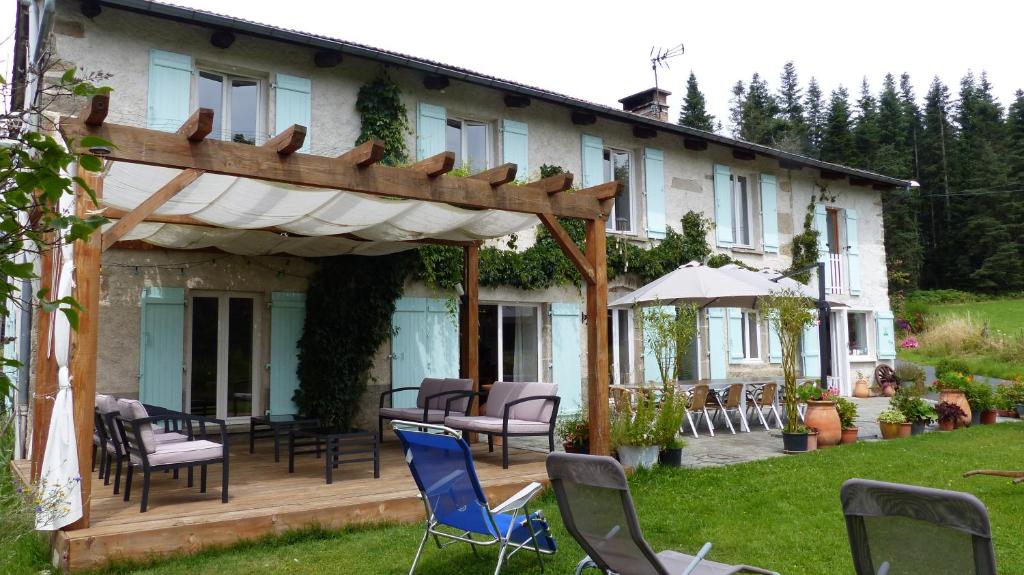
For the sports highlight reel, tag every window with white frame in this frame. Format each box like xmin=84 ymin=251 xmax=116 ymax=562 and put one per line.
xmin=478 ymin=304 xmax=540 ymax=386
xmin=604 ymin=148 xmax=633 ymax=233
xmin=741 ymin=309 xmax=760 ymax=360
xmin=731 ymin=174 xmax=754 ymax=247
xmin=607 ymin=309 xmax=634 ymax=384
xmin=197 ymin=70 xmax=261 ymax=144
xmin=848 ymin=311 xmax=869 ymax=356
xmin=445 ymin=118 xmax=490 ymax=174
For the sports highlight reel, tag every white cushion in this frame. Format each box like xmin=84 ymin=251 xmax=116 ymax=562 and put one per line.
xmin=380 ymin=407 xmax=447 ymax=423
xmin=444 ymin=415 xmax=551 ymax=434
xmin=133 ymin=439 xmax=224 ymax=466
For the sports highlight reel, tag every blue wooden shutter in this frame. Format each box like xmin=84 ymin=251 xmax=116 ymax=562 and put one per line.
xmin=801 ymin=322 xmax=820 ymax=378
xmin=813 ymin=203 xmax=830 ymax=291
xmin=502 ymin=119 xmax=529 ymax=181
xmin=727 ymin=308 xmax=745 ymax=363
xmin=390 ymin=297 xmax=459 ymax=408
xmin=147 ymin=49 xmax=192 ymax=132
xmin=644 ymin=147 xmax=666 ymax=240
xmin=275 ymin=74 xmax=311 ymax=152
xmin=714 ymin=164 xmax=734 ymax=247
xmin=581 ymin=134 xmax=604 ymax=188
xmin=845 ymin=209 xmax=861 ymax=296
xmin=426 ymin=298 xmax=460 ymax=379
xmin=706 ymin=308 xmax=727 ymax=379
xmin=767 ymin=312 xmax=782 ymax=363
xmin=139 ymin=287 xmax=185 ymax=410
xmin=269 ymin=292 xmax=305 ymax=414
xmin=876 ymin=310 xmax=896 ymax=359
xmin=759 ymin=174 xmax=779 ymax=253
xmin=417 ymin=103 xmax=446 ymax=160
xmin=551 ymin=303 xmax=582 ymax=412
xmin=642 ymin=305 xmax=674 ymax=384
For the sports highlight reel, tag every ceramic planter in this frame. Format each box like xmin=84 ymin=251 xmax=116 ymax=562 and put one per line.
xmin=806 ymin=431 xmax=818 ymax=451
xmin=782 ymin=432 xmax=809 ymax=453
xmin=898 ymin=422 xmax=913 ymax=438
xmin=617 ymin=445 xmax=659 ymax=469
xmin=853 ymin=379 xmax=871 ymax=398
xmin=883 ymin=385 xmax=896 ymax=397
xmin=938 ymin=419 xmax=956 ymax=431
xmin=804 ymin=400 xmax=841 ymax=447
xmin=910 ymin=422 xmax=926 ymax=436
xmin=981 ymin=410 xmax=998 ymax=425
xmin=879 ymin=421 xmax=903 ymax=439
xmin=659 ymin=447 xmax=683 ymax=467
xmin=840 ymin=427 xmax=858 ymax=444
xmin=938 ymin=389 xmax=972 ymax=427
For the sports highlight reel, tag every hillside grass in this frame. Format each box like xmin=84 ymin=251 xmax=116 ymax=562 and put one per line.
xmin=80 ymin=425 xmax=1024 ymax=575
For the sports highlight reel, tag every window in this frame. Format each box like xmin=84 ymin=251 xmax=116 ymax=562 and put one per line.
xmin=741 ymin=310 xmax=760 ymax=360
xmin=848 ymin=312 xmax=869 ymax=356
xmin=607 ymin=309 xmax=634 ymax=384
xmin=445 ymin=118 xmax=489 ymax=174
xmin=478 ymin=304 xmax=540 ymax=386
xmin=198 ymin=70 xmax=260 ymax=144
xmin=826 ymin=208 xmax=841 ymax=254
xmin=731 ymin=174 xmax=753 ymax=247
xmin=604 ymin=148 xmax=633 ymax=232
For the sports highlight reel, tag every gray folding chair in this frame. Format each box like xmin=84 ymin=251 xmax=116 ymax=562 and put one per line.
xmin=840 ymin=478 xmax=997 ymax=575
xmin=546 ymin=452 xmax=779 ymax=575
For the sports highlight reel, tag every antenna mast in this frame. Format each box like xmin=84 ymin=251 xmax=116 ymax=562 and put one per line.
xmin=650 ymin=44 xmax=685 ymax=92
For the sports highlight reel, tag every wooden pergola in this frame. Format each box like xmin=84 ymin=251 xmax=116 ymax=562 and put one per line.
xmin=32 ymin=95 xmax=618 ymax=528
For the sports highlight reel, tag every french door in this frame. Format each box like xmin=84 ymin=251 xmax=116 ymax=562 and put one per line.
xmin=186 ymin=292 xmax=261 ymax=422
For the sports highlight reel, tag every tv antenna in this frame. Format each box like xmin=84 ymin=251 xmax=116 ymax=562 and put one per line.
xmin=650 ymin=44 xmax=684 ymax=92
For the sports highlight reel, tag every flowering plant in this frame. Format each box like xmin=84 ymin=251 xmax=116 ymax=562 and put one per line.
xmin=33 ymin=475 xmax=81 ymax=527
xmin=797 ymin=381 xmax=838 ymax=402
xmin=900 ymin=337 xmax=919 ymax=349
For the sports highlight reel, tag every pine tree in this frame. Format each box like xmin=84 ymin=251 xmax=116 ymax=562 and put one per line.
xmin=876 ymin=74 xmax=911 ymax=177
xmin=899 ymin=73 xmax=923 ymax=180
xmin=775 ymin=61 xmax=806 ymax=152
xmin=678 ymin=72 xmax=716 ymax=132
xmin=1007 ymin=90 xmax=1024 ymax=183
xmin=804 ymin=77 xmax=825 ymax=157
xmin=819 ymin=86 xmax=855 ymax=164
xmin=728 ymin=80 xmax=746 ymax=138
xmin=918 ymin=77 xmax=957 ymax=288
xmin=738 ymin=73 xmax=783 ymax=145
xmin=853 ymin=77 xmax=881 ymax=170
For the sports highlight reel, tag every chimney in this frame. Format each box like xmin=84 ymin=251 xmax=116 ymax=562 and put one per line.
xmin=619 ymin=87 xmax=672 ymax=122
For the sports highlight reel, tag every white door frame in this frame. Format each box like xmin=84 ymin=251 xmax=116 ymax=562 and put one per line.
xmin=608 ymin=308 xmax=635 ymax=385
xmin=831 ymin=309 xmax=851 ymax=396
xmin=184 ymin=290 xmax=263 ymax=422
xmin=489 ymin=302 xmax=543 ymax=383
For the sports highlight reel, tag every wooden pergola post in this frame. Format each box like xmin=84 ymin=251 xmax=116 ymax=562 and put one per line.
xmin=66 ymin=168 xmax=102 ymax=529
xmin=29 ymin=237 xmax=56 ymax=480
xmin=459 ymin=244 xmax=480 ymax=439
xmin=585 ymin=219 xmax=610 ymax=455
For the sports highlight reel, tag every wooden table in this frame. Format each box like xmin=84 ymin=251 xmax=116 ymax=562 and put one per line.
xmin=288 ymin=427 xmax=380 ymax=485
xmin=249 ymin=414 xmax=320 ymax=462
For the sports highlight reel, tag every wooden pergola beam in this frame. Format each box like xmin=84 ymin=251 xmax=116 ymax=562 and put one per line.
xmin=83 ymin=94 xmax=109 ymax=127
xmin=61 ymin=118 xmax=604 ymax=218
xmin=537 ymin=213 xmax=595 ymax=284
xmin=266 ymin=125 xmax=307 ymax=155
xmin=177 ymin=108 xmax=214 ymax=142
xmin=101 ymin=169 xmax=202 ymax=251
xmin=339 ymin=140 xmax=385 ymax=167
xmin=470 ymin=163 xmax=517 ymax=187
xmin=410 ymin=151 xmax=456 ymax=177
xmin=585 ymin=219 xmax=610 ymax=455
xmin=459 ymin=244 xmax=481 ymax=442
xmin=529 ymin=173 xmax=574 ymax=195
xmin=579 ymin=181 xmax=622 ymax=201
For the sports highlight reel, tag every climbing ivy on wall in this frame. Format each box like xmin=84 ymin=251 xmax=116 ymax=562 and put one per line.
xmin=789 ymin=183 xmax=834 ymax=283
xmin=294 ymin=252 xmax=416 ymax=428
xmin=354 ymin=73 xmax=410 ymax=166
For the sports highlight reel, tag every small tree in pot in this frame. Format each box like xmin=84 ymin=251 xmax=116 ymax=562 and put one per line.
xmin=761 ymin=289 xmax=816 ymax=452
xmin=610 ymin=390 xmax=659 ymax=469
xmin=642 ymin=304 xmax=698 ymax=466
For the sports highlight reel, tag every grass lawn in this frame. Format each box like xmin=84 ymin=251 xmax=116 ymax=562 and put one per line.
xmin=79 ymin=424 xmax=1024 ymax=575
xmin=898 ymin=348 xmax=1024 ymax=381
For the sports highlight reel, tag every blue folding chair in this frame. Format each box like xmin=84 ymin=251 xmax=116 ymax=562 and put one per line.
xmin=393 ymin=421 xmax=557 ymax=574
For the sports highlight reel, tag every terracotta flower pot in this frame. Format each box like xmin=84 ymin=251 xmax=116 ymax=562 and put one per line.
xmin=806 ymin=431 xmax=818 ymax=451
xmin=804 ymin=400 xmax=841 ymax=447
xmin=879 ymin=421 xmax=903 ymax=439
xmin=853 ymin=379 xmax=871 ymax=398
xmin=898 ymin=422 xmax=912 ymax=438
xmin=840 ymin=427 xmax=858 ymax=444
xmin=938 ymin=419 xmax=955 ymax=432
xmin=980 ymin=409 xmax=998 ymax=425
xmin=883 ymin=385 xmax=896 ymax=397
xmin=938 ymin=389 xmax=971 ymax=427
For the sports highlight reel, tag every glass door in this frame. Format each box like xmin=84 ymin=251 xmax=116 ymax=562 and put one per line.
xmin=187 ymin=292 xmax=260 ymax=421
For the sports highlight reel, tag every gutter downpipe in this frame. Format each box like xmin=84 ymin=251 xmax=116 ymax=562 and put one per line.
xmin=15 ymin=277 xmax=32 ymax=459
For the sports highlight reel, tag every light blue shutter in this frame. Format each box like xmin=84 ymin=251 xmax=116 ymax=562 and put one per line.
xmin=876 ymin=310 xmax=896 ymax=359
xmin=502 ymin=119 xmax=529 ymax=181
xmin=275 ymin=74 xmax=311 ymax=152
xmin=139 ymin=287 xmax=185 ymax=410
xmin=581 ymin=134 xmax=604 ymax=187
xmin=727 ymin=308 xmax=745 ymax=363
xmin=269 ymin=292 xmax=305 ymax=414
xmin=707 ymin=308 xmax=727 ymax=379
xmin=147 ymin=49 xmax=192 ymax=132
xmin=551 ymin=303 xmax=582 ymax=413
xmin=714 ymin=164 xmax=734 ymax=247
xmin=759 ymin=174 xmax=779 ymax=253
xmin=813 ymin=203 xmax=830 ymax=291
xmin=390 ymin=297 xmax=459 ymax=408
xmin=644 ymin=147 xmax=666 ymax=240
xmin=767 ymin=312 xmax=782 ymax=363
xmin=801 ymin=322 xmax=821 ymax=378
xmin=642 ymin=305 xmax=674 ymax=384
xmin=417 ymin=103 xmax=446 ymax=160
xmin=846 ymin=209 xmax=861 ymax=296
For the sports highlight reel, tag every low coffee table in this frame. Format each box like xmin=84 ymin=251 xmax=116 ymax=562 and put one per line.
xmin=288 ymin=427 xmax=380 ymax=484
xmin=250 ymin=414 xmax=320 ymax=462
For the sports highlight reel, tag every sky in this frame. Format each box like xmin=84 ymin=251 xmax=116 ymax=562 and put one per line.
xmin=2 ymin=0 xmax=1020 ymax=130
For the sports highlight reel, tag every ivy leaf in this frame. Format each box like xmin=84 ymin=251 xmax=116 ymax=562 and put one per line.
xmin=60 ymin=307 xmax=80 ymax=330
xmin=78 ymin=154 xmax=103 ymax=173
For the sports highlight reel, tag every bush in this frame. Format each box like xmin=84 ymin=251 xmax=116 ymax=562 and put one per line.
xmin=964 ymin=379 xmax=996 ymax=412
xmin=935 ymin=357 xmax=972 ymax=380
xmin=889 ymin=387 xmax=936 ymax=424
xmin=894 ymin=363 xmax=926 ymax=393
xmin=835 ymin=397 xmax=858 ymax=429
xmin=995 ymin=379 xmax=1024 ymax=410
xmin=610 ymin=391 xmax=658 ymax=448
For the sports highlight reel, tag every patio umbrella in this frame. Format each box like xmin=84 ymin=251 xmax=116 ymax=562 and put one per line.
xmin=609 ymin=261 xmax=783 ymax=309
xmin=715 ymin=264 xmax=818 ymax=299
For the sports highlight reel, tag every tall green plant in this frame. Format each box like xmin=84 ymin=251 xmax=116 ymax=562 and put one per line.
xmin=762 ymin=289 xmax=816 ymax=433
xmin=642 ymin=304 xmax=698 ymax=384
xmin=354 ymin=74 xmax=410 ymax=166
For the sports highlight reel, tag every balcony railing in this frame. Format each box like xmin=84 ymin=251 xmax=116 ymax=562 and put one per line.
xmin=828 ymin=253 xmax=845 ymax=295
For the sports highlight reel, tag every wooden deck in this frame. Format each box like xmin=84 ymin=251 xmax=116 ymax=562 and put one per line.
xmin=12 ymin=436 xmax=549 ymax=572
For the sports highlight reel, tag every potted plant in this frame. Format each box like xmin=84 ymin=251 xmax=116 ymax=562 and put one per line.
xmin=642 ymin=304 xmax=697 ymax=467
xmin=877 ymin=408 xmax=907 ymax=439
xmin=936 ymin=401 xmax=967 ymax=431
xmin=995 ymin=379 xmax=1024 ymax=418
xmin=894 ymin=363 xmax=927 ymax=395
xmin=799 ymin=381 xmax=841 ymax=447
xmin=889 ymin=388 xmax=935 ymax=435
xmin=932 ymin=372 xmax=973 ymax=426
xmin=555 ymin=411 xmax=589 ymax=454
xmin=762 ymin=290 xmax=816 ymax=453
xmin=853 ymin=370 xmax=871 ymax=398
xmin=654 ymin=383 xmax=688 ymax=466
xmin=610 ymin=390 xmax=659 ymax=469
xmin=963 ymin=380 xmax=996 ymax=425
xmin=835 ymin=396 xmax=859 ymax=444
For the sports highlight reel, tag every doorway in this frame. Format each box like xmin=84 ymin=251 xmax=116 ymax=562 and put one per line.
xmin=186 ymin=292 xmax=261 ymax=421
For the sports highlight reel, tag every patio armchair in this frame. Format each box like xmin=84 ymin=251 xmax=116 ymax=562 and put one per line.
xmin=115 ymin=399 xmax=229 ymax=512
xmin=546 ymin=452 xmax=779 ymax=575
xmin=378 ymin=378 xmax=474 ymax=440
xmin=100 ymin=397 xmax=189 ymax=494
xmin=840 ymin=478 xmax=996 ymax=574
xmin=683 ymin=384 xmax=715 ymax=438
xmin=745 ymin=383 xmax=783 ymax=431
xmin=393 ymin=421 xmax=556 ymax=574
xmin=707 ymin=384 xmax=750 ymax=434
xmin=444 ymin=381 xmax=560 ymax=469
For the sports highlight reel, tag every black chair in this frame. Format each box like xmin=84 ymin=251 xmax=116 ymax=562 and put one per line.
xmin=840 ymin=478 xmax=997 ymax=575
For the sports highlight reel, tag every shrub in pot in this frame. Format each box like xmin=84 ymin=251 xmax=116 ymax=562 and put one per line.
xmin=611 ymin=392 xmax=659 ymax=469
xmin=963 ymin=379 xmax=995 ymax=426
xmin=641 ymin=304 xmax=698 ymax=467
xmin=995 ymin=379 xmax=1024 ymax=418
xmin=878 ymin=408 xmax=907 ymax=439
xmin=931 ymin=372 xmax=973 ymax=427
xmin=555 ymin=411 xmax=589 ymax=453
xmin=936 ymin=401 xmax=967 ymax=432
xmin=890 ymin=388 xmax=935 ymax=435
xmin=762 ymin=290 xmax=816 ymax=453
xmin=653 ymin=382 xmax=688 ymax=467
xmin=658 ymin=437 xmax=686 ymax=467
xmin=836 ymin=397 xmax=859 ymax=444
